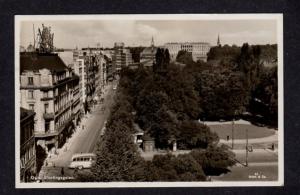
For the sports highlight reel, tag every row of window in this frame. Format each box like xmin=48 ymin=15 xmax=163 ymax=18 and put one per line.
xmin=55 ymin=110 xmax=72 ymax=130
xmin=73 ymin=157 xmax=94 ymax=162
xmin=28 ymin=90 xmax=51 ymax=99
xmin=54 ymin=91 xmax=71 ymax=113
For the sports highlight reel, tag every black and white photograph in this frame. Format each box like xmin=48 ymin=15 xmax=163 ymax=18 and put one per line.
xmin=15 ymin=14 xmax=283 ymax=188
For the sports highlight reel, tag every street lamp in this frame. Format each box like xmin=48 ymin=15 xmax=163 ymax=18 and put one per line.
xmin=232 ymin=120 xmax=234 ymax=149
xmin=232 ymin=110 xmax=238 ymax=149
xmin=245 ymin=128 xmax=249 ymax=167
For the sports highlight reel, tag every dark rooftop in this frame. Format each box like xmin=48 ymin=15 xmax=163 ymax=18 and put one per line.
xmin=142 ymin=134 xmax=154 ymax=141
xmin=20 ymin=107 xmax=35 ymax=121
xmin=20 ymin=52 xmax=69 ymax=73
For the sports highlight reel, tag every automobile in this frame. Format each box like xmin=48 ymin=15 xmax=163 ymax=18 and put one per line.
xmin=100 ymin=126 xmax=106 ymax=136
xmin=68 ymin=153 xmax=96 ymax=169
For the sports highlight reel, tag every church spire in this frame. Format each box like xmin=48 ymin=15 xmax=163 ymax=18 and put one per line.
xmin=151 ymin=36 xmax=154 ymax=52
xmin=217 ymin=34 xmax=221 ymax=46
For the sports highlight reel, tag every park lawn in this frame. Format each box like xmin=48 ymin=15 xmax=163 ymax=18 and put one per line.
xmin=208 ymin=124 xmax=275 ymax=140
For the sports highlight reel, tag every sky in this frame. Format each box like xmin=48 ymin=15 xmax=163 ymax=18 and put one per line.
xmin=20 ymin=19 xmax=277 ymax=49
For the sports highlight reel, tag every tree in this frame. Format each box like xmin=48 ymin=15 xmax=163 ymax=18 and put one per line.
xmin=237 ymin=43 xmax=263 ymax=92
xmin=177 ymin=120 xmax=218 ymax=149
xmin=36 ymin=145 xmax=47 ymax=174
xmin=153 ymin=48 xmax=170 ymax=73
xmin=147 ymin=153 xmax=206 ymax=181
xmin=250 ymin=66 xmax=278 ymax=126
xmin=176 ymin=50 xmax=194 ymax=65
xmin=190 ymin=145 xmax=235 ymax=176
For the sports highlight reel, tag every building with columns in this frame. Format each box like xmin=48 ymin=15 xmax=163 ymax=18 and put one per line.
xmin=164 ymin=42 xmax=211 ymax=62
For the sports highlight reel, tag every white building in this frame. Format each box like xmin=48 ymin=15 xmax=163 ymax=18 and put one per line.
xmin=164 ymin=42 xmax=211 ymax=62
xmin=73 ymin=58 xmax=86 ymax=104
xmin=20 ymin=52 xmax=80 ymax=152
xmin=113 ymin=42 xmax=133 ymax=73
xmin=73 ymin=48 xmax=107 ymax=104
xmin=123 ymin=48 xmax=133 ymax=66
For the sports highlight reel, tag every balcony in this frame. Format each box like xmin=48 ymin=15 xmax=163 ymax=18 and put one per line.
xmin=35 ymin=131 xmax=58 ymax=138
xmin=43 ymin=113 xmax=54 ymax=120
xmin=41 ymin=97 xmax=54 ymax=101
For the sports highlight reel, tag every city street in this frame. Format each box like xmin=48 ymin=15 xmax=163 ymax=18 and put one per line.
xmin=38 ymin=83 xmax=115 ymax=181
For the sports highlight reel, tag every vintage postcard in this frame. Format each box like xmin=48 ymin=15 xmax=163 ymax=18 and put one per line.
xmin=15 ymin=14 xmax=283 ymax=188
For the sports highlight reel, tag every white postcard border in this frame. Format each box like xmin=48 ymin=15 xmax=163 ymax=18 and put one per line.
xmin=15 ymin=14 xmax=284 ymax=188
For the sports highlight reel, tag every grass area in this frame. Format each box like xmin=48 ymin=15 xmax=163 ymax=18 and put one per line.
xmin=212 ymin=165 xmax=278 ymax=181
xmin=209 ymin=124 xmax=275 ymax=140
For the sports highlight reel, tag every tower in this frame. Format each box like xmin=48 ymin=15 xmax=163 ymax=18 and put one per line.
xmin=151 ymin=36 xmax=154 ymax=52
xmin=217 ymin=34 xmax=221 ymax=47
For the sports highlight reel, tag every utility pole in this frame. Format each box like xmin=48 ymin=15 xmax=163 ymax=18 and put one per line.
xmin=232 ymin=110 xmax=237 ymax=149
xmin=245 ymin=128 xmax=249 ymax=167
xmin=232 ymin=119 xmax=234 ymax=149
xmin=33 ymin=24 xmax=36 ymax=49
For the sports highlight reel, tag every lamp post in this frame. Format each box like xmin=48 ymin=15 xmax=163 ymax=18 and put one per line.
xmin=232 ymin=120 xmax=234 ymax=149
xmin=232 ymin=110 xmax=238 ymax=149
xmin=245 ymin=128 xmax=249 ymax=167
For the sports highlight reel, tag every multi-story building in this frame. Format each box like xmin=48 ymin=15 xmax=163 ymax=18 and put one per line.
xmin=113 ymin=42 xmax=126 ymax=73
xmin=20 ymin=52 xmax=80 ymax=153
xmin=95 ymin=53 xmax=107 ymax=97
xmin=164 ymin=42 xmax=211 ymax=62
xmin=123 ymin=48 xmax=133 ymax=66
xmin=113 ymin=42 xmax=133 ymax=74
xmin=20 ymin=108 xmax=36 ymax=182
xmin=74 ymin=58 xmax=87 ymax=105
xmin=73 ymin=48 xmax=103 ymax=105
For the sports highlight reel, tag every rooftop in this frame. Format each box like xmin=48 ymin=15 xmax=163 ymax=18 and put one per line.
xmin=164 ymin=42 xmax=210 ymax=45
xmin=20 ymin=52 xmax=69 ymax=73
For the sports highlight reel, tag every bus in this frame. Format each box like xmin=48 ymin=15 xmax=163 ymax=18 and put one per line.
xmin=68 ymin=153 xmax=96 ymax=169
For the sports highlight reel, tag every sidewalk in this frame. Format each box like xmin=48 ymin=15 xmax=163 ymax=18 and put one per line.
xmin=200 ymin=119 xmax=252 ymax=125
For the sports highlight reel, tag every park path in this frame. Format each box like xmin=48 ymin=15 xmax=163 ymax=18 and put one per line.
xmin=219 ymin=131 xmax=278 ymax=144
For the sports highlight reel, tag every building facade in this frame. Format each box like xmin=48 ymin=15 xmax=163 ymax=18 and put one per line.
xmin=20 ymin=108 xmax=36 ymax=182
xmin=73 ymin=48 xmax=106 ymax=105
xmin=140 ymin=37 xmax=157 ymax=67
xmin=113 ymin=42 xmax=133 ymax=73
xmin=113 ymin=42 xmax=126 ymax=73
xmin=20 ymin=52 xmax=80 ymax=153
xmin=164 ymin=42 xmax=211 ymax=62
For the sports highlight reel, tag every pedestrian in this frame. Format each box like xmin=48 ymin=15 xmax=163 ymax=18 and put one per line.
xmin=74 ymin=167 xmax=78 ymax=175
xmin=61 ymin=167 xmax=64 ymax=177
